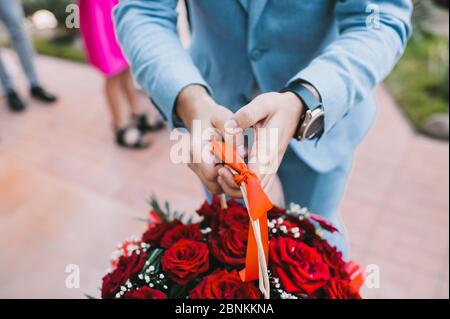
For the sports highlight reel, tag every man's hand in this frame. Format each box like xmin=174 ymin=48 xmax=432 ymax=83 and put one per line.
xmin=176 ymin=85 xmax=241 ymax=195
xmin=217 ymin=90 xmax=306 ymax=197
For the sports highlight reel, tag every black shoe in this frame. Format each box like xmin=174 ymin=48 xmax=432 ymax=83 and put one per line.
xmin=132 ymin=114 xmax=165 ymax=133
xmin=30 ymin=86 xmax=57 ymax=103
xmin=6 ymin=90 xmax=26 ymax=112
xmin=115 ymin=125 xmax=151 ymax=149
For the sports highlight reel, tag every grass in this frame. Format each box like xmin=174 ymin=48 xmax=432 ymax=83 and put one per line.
xmin=32 ymin=38 xmax=86 ymax=63
xmin=1 ymin=36 xmax=86 ymax=63
xmin=385 ymin=31 xmax=449 ymax=132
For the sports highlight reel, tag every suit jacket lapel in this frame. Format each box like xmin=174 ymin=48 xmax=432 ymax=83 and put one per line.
xmin=249 ymin=0 xmax=269 ymax=32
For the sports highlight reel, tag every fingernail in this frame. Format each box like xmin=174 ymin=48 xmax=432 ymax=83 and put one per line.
xmin=238 ymin=145 xmax=246 ymax=157
xmin=224 ymin=120 xmax=238 ymax=129
xmin=224 ymin=120 xmax=241 ymax=135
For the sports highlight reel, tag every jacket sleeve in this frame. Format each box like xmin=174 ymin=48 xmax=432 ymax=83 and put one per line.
xmin=114 ymin=0 xmax=211 ymax=128
xmin=290 ymin=0 xmax=413 ymax=138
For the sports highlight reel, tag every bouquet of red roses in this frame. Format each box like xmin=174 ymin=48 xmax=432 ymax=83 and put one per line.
xmin=101 ymin=196 xmax=363 ymax=299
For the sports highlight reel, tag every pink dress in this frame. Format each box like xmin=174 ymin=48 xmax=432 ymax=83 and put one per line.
xmin=79 ymin=0 xmax=128 ymax=77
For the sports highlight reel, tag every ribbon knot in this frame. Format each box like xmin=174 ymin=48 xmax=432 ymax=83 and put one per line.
xmin=233 ymin=168 xmax=256 ymax=186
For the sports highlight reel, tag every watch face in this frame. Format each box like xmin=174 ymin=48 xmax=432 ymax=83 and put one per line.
xmin=305 ymin=114 xmax=325 ymax=139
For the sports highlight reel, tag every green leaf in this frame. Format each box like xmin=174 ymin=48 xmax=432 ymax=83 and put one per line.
xmin=149 ymin=194 xmax=169 ymax=223
xmin=139 ymin=248 xmax=164 ymax=277
xmin=168 ymin=284 xmax=188 ymax=299
xmin=164 ymin=201 xmax=172 ymax=219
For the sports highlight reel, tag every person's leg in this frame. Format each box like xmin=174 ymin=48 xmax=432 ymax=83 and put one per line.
xmin=118 ymin=69 xmax=148 ymax=130
xmin=105 ymin=75 xmax=124 ymax=128
xmin=0 ymin=0 xmax=56 ymax=103
xmin=119 ymin=69 xmax=165 ymax=132
xmin=0 ymin=49 xmax=26 ymax=111
xmin=0 ymin=52 xmax=14 ymax=92
xmin=105 ymin=74 xmax=150 ymax=149
xmin=119 ymin=69 xmax=140 ymax=116
xmin=0 ymin=1 xmax=39 ymax=87
xmin=277 ymin=146 xmax=352 ymax=257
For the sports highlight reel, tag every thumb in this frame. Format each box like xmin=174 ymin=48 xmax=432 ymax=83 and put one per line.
xmin=233 ymin=98 xmax=271 ymax=131
xmin=211 ymin=109 xmax=246 ymax=158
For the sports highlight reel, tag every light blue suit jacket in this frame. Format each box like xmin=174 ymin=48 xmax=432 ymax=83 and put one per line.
xmin=114 ymin=0 xmax=412 ymax=172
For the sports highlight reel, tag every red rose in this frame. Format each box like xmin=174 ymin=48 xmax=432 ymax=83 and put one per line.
xmin=196 ymin=197 xmax=222 ymax=219
xmin=313 ymin=238 xmax=348 ymax=279
xmin=160 ymin=224 xmax=204 ymax=249
xmin=226 ymin=198 xmax=244 ymax=208
xmin=309 ymin=213 xmax=339 ymax=233
xmin=269 ymin=237 xmax=331 ymax=296
xmin=123 ymin=287 xmax=167 ymax=299
xmin=324 ymin=279 xmax=362 ymax=299
xmin=161 ymin=239 xmax=209 ymax=285
xmin=268 ymin=205 xmax=286 ymax=220
xmin=209 ymin=205 xmax=249 ymax=266
xmin=102 ymin=251 xmax=148 ymax=299
xmin=218 ymin=205 xmax=249 ymax=230
xmin=209 ymin=228 xmax=247 ymax=265
xmin=141 ymin=220 xmax=181 ymax=247
xmin=189 ymin=269 xmax=261 ymax=299
xmin=196 ymin=197 xmax=243 ymax=220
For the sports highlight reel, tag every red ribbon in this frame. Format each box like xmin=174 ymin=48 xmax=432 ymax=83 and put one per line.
xmin=212 ymin=141 xmax=273 ymax=282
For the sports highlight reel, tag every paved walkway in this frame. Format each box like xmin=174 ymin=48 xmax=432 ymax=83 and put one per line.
xmin=0 ymin=50 xmax=448 ymax=299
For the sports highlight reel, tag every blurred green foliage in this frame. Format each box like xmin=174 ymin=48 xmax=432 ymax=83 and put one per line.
xmin=0 ymin=37 xmax=85 ymax=63
xmin=33 ymin=38 xmax=85 ymax=63
xmin=385 ymin=32 xmax=449 ymax=131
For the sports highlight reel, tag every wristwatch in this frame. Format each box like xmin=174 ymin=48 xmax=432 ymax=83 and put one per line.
xmin=282 ymin=82 xmax=325 ymax=140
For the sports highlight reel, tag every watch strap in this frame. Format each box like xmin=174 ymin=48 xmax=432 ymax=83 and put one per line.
xmin=281 ymin=82 xmax=323 ymax=140
xmin=282 ymin=82 xmax=322 ymax=112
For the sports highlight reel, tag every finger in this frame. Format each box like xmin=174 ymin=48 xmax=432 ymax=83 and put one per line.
xmin=201 ymin=163 xmax=223 ymax=193
xmin=218 ymin=176 xmax=243 ymax=198
xmin=202 ymin=163 xmax=222 ymax=183
xmin=218 ymin=167 xmax=240 ymax=190
xmin=188 ymin=162 xmax=223 ymax=195
xmin=203 ymin=126 xmax=223 ymax=142
xmin=211 ymin=109 xmax=247 ymax=158
xmin=204 ymin=179 xmax=223 ymax=195
xmin=248 ymin=114 xmax=285 ymax=177
xmin=233 ymin=97 xmax=272 ymax=131
xmin=211 ymin=110 xmax=246 ymax=162
xmin=211 ymin=108 xmax=233 ymax=137
xmin=224 ymin=120 xmax=246 ymax=158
